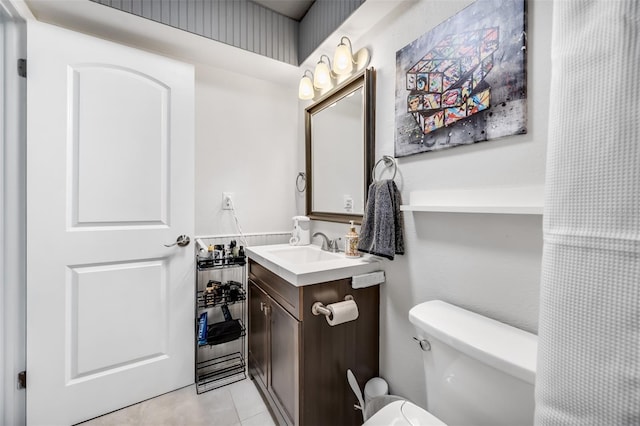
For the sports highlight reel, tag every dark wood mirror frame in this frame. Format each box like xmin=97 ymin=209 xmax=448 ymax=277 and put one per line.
xmin=305 ymin=67 xmax=376 ymax=224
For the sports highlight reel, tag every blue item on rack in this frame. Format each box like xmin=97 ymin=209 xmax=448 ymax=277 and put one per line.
xmin=198 ymin=312 xmax=208 ymax=345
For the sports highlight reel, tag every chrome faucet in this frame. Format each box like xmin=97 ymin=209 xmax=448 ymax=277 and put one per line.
xmin=313 ymin=232 xmax=330 ymax=251
xmin=312 ymin=232 xmax=340 ymax=252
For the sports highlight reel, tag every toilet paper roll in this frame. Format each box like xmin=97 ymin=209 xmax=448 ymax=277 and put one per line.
xmin=326 ymin=300 xmax=359 ymax=326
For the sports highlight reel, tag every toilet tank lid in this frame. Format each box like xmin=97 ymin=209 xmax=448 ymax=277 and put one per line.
xmin=409 ymin=300 xmax=537 ymax=385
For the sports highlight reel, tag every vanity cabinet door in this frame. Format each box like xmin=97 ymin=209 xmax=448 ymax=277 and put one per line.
xmin=248 ymin=281 xmax=269 ymax=386
xmin=270 ymin=300 xmax=300 ymax=426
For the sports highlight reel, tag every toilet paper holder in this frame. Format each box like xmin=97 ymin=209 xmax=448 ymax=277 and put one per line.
xmin=312 ymin=295 xmax=354 ymax=319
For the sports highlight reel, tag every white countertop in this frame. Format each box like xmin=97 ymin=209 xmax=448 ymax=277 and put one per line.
xmin=246 ymin=244 xmax=382 ymax=286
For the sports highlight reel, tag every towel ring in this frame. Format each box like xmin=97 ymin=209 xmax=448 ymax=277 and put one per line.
xmin=372 ymin=155 xmax=397 ymax=182
xmin=296 ymin=172 xmax=307 ymax=192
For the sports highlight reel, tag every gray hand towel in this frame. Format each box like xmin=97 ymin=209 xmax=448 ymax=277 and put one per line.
xmin=357 ymin=180 xmax=405 ymax=260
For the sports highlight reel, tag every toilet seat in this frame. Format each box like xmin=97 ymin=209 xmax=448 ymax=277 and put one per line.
xmin=362 ymin=400 xmax=447 ymax=426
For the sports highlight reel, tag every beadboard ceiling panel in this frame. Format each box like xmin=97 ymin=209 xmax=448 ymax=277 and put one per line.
xmin=253 ymin=0 xmax=315 ymax=21
xmin=298 ymin=0 xmax=365 ymax=63
xmin=89 ymin=0 xmax=364 ymax=66
xmin=91 ymin=0 xmax=300 ymax=65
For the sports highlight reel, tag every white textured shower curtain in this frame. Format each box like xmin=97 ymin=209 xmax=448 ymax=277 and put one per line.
xmin=535 ymin=1 xmax=640 ymax=424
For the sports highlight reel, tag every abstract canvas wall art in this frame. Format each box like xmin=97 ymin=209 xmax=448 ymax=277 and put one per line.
xmin=395 ymin=0 xmax=527 ymax=157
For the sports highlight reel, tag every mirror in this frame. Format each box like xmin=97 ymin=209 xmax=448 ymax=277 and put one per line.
xmin=305 ymin=67 xmax=375 ymax=224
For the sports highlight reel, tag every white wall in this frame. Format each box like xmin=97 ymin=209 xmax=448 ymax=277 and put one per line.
xmin=194 ymin=63 xmax=299 ymax=237
xmin=307 ymin=0 xmax=552 ymax=407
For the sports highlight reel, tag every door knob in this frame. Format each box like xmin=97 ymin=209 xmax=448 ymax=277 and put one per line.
xmin=164 ymin=235 xmax=190 ymax=247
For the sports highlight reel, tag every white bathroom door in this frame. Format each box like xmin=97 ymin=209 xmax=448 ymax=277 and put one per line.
xmin=26 ymin=22 xmax=195 ymax=425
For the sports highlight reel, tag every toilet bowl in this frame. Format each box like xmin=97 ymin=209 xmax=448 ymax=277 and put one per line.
xmin=363 ymin=300 xmax=537 ymax=426
xmin=363 ymin=400 xmax=446 ymax=425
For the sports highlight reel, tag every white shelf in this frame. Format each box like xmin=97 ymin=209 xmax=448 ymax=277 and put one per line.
xmin=400 ymin=204 xmax=543 ymax=214
xmin=400 ymin=186 xmax=544 ymax=215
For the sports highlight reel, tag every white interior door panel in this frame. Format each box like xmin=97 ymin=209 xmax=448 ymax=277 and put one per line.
xmin=26 ymin=21 xmax=194 ymax=425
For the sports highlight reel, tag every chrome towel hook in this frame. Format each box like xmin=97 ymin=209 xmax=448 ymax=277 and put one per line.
xmin=372 ymin=155 xmax=397 ymax=182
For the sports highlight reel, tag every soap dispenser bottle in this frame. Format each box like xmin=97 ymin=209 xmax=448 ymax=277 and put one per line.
xmin=345 ymin=220 xmax=360 ymax=258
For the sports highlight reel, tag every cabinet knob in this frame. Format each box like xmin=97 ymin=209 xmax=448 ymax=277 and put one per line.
xmin=260 ymin=302 xmax=266 ymax=312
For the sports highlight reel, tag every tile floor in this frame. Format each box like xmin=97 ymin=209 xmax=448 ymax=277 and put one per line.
xmin=79 ymin=379 xmax=275 ymax=426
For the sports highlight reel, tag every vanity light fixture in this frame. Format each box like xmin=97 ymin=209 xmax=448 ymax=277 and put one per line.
xmin=333 ymin=36 xmax=354 ymax=75
xmin=298 ymin=36 xmax=371 ymax=100
xmin=333 ymin=36 xmax=370 ymax=76
xmin=313 ymin=54 xmax=333 ymax=90
xmin=298 ymin=70 xmax=315 ymax=100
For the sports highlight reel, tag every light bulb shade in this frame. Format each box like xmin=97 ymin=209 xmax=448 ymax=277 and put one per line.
xmin=313 ymin=60 xmax=332 ymax=90
xmin=298 ymin=75 xmax=314 ymax=100
xmin=333 ymin=43 xmax=354 ymax=75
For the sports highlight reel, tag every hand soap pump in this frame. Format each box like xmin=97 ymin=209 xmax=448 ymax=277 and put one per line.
xmin=345 ymin=220 xmax=360 ymax=258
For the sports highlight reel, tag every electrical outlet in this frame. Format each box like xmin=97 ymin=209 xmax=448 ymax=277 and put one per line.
xmin=343 ymin=195 xmax=353 ymax=213
xmin=222 ymin=192 xmax=234 ymax=210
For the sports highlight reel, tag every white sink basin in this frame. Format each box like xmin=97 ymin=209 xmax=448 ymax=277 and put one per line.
xmin=267 ymin=246 xmax=343 ymax=264
xmin=246 ymin=244 xmax=381 ymax=287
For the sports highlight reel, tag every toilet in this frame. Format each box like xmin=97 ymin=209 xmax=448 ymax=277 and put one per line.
xmin=364 ymin=300 xmax=537 ymax=426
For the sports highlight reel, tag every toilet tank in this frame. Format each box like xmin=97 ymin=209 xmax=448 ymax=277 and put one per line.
xmin=409 ymin=300 xmax=537 ymax=426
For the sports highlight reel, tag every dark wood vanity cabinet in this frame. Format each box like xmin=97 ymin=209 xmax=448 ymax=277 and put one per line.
xmin=249 ymin=280 xmax=300 ymax=425
xmin=248 ymin=259 xmax=379 ymax=426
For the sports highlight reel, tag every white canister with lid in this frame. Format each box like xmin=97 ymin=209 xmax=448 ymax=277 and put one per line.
xmin=290 ymin=216 xmax=311 ymax=245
